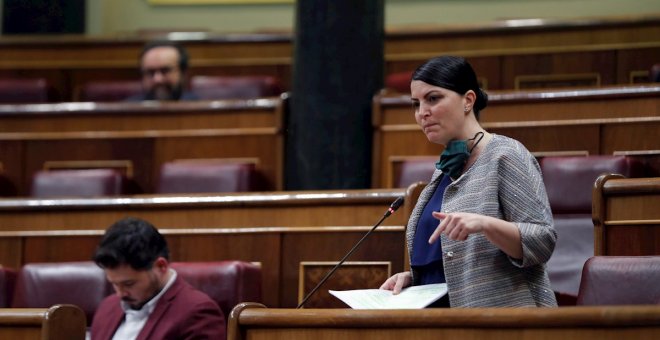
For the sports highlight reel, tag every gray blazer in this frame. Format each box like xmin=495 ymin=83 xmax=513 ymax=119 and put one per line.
xmin=406 ymin=134 xmax=558 ymax=307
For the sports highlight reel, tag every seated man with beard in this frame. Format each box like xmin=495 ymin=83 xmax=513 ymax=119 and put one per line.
xmin=90 ymin=217 xmax=225 ymax=339
xmin=126 ymin=41 xmax=199 ymax=101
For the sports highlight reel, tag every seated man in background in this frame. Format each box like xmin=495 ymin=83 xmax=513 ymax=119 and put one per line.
xmin=126 ymin=41 xmax=199 ymax=101
xmin=91 ymin=217 xmax=224 ymax=340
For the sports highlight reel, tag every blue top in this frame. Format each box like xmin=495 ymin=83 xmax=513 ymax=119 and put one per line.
xmin=411 ymin=174 xmax=452 ymax=284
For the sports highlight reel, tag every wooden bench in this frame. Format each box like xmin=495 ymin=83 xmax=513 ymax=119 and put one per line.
xmin=0 ymin=304 xmax=85 ymax=340
xmin=0 ymin=98 xmax=285 ymax=194
xmin=228 ymin=303 xmax=660 ymax=340
xmin=0 ymin=187 xmax=407 ymax=231
xmin=0 ymin=225 xmax=405 ymax=309
xmin=372 ymin=85 xmax=660 ymax=187
xmin=592 ymin=175 xmax=660 ymax=256
xmin=0 ymin=15 xmax=657 ymax=101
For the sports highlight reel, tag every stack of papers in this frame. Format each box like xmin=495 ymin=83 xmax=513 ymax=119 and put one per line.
xmin=329 ymin=283 xmax=448 ymax=309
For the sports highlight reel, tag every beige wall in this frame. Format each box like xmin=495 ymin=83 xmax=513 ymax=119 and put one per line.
xmin=85 ymin=0 xmax=660 ymax=35
xmin=0 ymin=0 xmax=657 ymax=35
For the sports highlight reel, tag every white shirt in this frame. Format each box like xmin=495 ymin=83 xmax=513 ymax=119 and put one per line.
xmin=111 ymin=269 xmax=177 ymax=340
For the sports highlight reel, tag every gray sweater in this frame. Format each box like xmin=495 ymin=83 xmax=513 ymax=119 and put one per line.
xmin=406 ymin=134 xmax=558 ymax=307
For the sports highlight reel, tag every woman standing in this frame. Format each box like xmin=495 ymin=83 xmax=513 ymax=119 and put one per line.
xmin=380 ymin=56 xmax=557 ymax=307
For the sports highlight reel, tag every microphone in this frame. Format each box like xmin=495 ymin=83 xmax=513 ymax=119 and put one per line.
xmin=296 ymin=196 xmax=405 ymax=309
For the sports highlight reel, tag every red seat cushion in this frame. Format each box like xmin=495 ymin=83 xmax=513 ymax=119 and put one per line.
xmin=577 ymin=256 xmax=660 ymax=305
xmin=170 ymin=261 xmax=262 ymax=319
xmin=31 ymin=169 xmax=131 ymax=198
xmin=157 ymin=161 xmax=262 ymax=194
xmin=190 ymin=75 xmax=283 ymax=100
xmin=11 ymin=262 xmax=111 ymax=325
xmin=0 ymin=78 xmax=52 ymax=103
xmin=77 ymin=80 xmax=143 ymax=102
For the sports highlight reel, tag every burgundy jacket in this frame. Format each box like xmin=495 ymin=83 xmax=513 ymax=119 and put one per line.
xmin=91 ymin=275 xmax=226 ymax=340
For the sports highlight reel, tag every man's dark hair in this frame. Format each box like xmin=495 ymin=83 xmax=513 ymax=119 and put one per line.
xmin=93 ymin=217 xmax=170 ymax=270
xmin=139 ymin=40 xmax=189 ymax=73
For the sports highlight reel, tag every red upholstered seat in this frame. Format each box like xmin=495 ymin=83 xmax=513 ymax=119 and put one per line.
xmin=76 ymin=80 xmax=143 ymax=102
xmin=385 ymin=71 xmax=413 ymax=94
xmin=651 ymin=63 xmax=660 ymax=82
xmin=10 ymin=260 xmax=262 ymax=327
xmin=0 ymin=266 xmax=17 ymax=308
xmin=393 ymin=156 xmax=436 ymax=188
xmin=0 ymin=171 xmax=17 ymax=196
xmin=171 ymin=261 xmax=262 ymax=319
xmin=0 ymin=78 xmax=52 ymax=103
xmin=11 ymin=262 xmax=111 ymax=326
xmin=541 ymin=155 xmax=646 ymax=304
xmin=541 ymin=155 xmax=645 ymax=214
xmin=30 ymin=168 xmax=134 ymax=198
xmin=190 ymin=75 xmax=283 ymax=100
xmin=576 ymin=256 xmax=660 ymax=305
xmin=157 ymin=160 xmax=263 ymax=194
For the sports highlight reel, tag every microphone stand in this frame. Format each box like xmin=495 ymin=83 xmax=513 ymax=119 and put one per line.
xmin=296 ymin=196 xmax=405 ymax=309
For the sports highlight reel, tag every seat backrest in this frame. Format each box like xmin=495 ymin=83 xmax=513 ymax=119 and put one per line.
xmin=0 ymin=78 xmax=52 ymax=103
xmin=157 ymin=160 xmax=263 ymax=194
xmin=0 ymin=170 xmax=17 ymax=196
xmin=11 ymin=262 xmax=111 ymax=325
xmin=576 ymin=256 xmax=660 ymax=305
xmin=30 ymin=168 xmax=131 ymax=198
xmin=541 ymin=155 xmax=645 ymax=302
xmin=540 ymin=155 xmax=645 ymax=214
xmin=190 ymin=75 xmax=283 ymax=100
xmin=0 ymin=266 xmax=17 ymax=308
xmin=385 ymin=71 xmax=413 ymax=94
xmin=76 ymin=80 xmax=143 ymax=102
xmin=393 ymin=156 xmax=436 ymax=188
xmin=170 ymin=261 xmax=262 ymax=319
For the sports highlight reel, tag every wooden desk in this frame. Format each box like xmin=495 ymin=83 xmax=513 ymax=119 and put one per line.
xmin=0 ymin=98 xmax=285 ymax=194
xmin=0 ymin=304 xmax=85 ymax=340
xmin=592 ymin=175 xmax=660 ymax=256
xmin=228 ymin=303 xmax=660 ymax=340
xmin=0 ymin=226 xmax=405 ymax=308
xmin=0 ymin=15 xmax=658 ymax=100
xmin=372 ymin=85 xmax=660 ymax=187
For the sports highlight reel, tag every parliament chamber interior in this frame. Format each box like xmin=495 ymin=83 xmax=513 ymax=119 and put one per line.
xmin=0 ymin=1 xmax=658 ymax=339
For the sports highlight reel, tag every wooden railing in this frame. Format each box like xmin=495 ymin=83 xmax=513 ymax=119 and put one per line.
xmin=0 ymin=305 xmax=86 ymax=340
xmin=228 ymin=303 xmax=660 ymax=340
xmin=592 ymin=175 xmax=660 ymax=256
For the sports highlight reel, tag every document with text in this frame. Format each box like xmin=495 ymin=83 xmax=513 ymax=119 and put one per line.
xmin=329 ymin=283 xmax=448 ymax=309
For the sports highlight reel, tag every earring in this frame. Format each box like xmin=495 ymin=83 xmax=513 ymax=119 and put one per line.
xmin=464 ymin=106 xmax=470 ymax=113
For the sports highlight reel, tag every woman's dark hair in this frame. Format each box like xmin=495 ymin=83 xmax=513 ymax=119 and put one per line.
xmin=93 ymin=217 xmax=169 ymax=270
xmin=412 ymin=56 xmax=488 ymax=119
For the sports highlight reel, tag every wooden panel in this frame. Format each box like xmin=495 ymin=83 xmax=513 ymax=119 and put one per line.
xmin=592 ymin=175 xmax=660 ymax=256
xmin=298 ymin=261 xmax=391 ymax=308
xmin=228 ymin=304 xmax=660 ymax=340
xmin=502 ymin=51 xmax=616 ymax=89
xmin=280 ymin=230 xmax=404 ymax=308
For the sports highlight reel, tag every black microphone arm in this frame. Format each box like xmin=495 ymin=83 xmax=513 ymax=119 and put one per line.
xmin=296 ymin=196 xmax=405 ymax=309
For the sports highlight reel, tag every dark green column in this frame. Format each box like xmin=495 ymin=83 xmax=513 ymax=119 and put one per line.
xmin=285 ymin=0 xmax=384 ymax=190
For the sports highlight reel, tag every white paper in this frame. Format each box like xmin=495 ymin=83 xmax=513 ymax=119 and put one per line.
xmin=329 ymin=283 xmax=448 ymax=309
